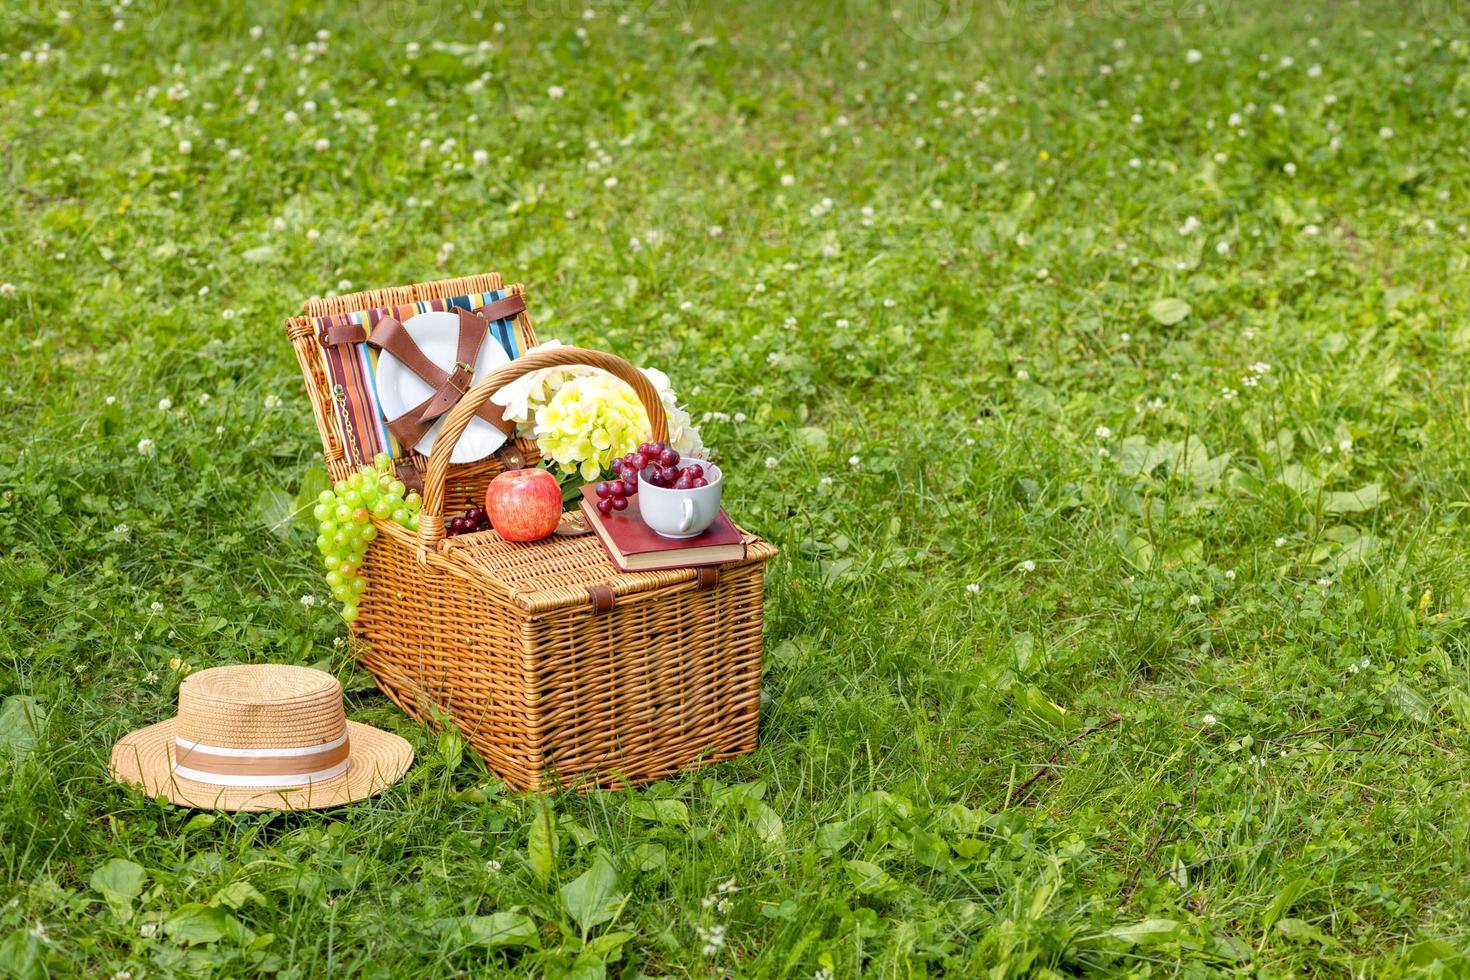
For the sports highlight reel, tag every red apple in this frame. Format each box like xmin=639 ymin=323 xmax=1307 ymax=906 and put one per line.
xmin=485 ymin=468 xmax=562 ymax=542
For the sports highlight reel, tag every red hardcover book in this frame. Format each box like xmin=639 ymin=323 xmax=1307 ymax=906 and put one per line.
xmin=578 ymin=485 xmax=746 ymax=571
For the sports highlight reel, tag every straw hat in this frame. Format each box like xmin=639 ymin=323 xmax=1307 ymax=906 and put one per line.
xmin=110 ymin=664 xmax=414 ymax=811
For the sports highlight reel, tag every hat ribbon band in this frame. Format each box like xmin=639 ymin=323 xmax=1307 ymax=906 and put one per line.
xmin=172 ymin=731 xmax=351 ymax=787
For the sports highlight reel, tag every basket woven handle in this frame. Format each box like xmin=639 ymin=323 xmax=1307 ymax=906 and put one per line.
xmin=418 ymin=346 xmax=668 ymax=556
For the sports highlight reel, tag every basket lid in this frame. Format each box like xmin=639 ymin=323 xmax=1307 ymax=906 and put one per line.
xmin=438 ymin=521 xmax=777 ymax=613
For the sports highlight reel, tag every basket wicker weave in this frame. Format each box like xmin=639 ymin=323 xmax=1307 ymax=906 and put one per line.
xmin=285 ymin=274 xmax=776 ymax=791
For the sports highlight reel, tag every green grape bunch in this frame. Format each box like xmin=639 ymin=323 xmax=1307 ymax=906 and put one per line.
xmin=311 ymin=451 xmax=422 ymax=623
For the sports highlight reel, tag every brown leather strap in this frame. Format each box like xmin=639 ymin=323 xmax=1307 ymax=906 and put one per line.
xmin=475 ymin=293 xmax=527 ymax=322
xmin=587 ymin=584 xmax=615 ymax=615
xmin=494 ymin=443 xmax=525 ymax=471
xmin=394 ymin=460 xmax=424 ymax=494
xmin=319 ymin=322 xmax=368 ymax=346
xmin=414 ymin=307 xmax=489 ymax=423
xmin=367 ymin=313 xmax=516 ymax=444
xmin=696 ymin=566 xmax=720 ymax=590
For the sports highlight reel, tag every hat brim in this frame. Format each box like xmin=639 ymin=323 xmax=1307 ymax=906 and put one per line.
xmin=109 ymin=718 xmax=414 ymax=812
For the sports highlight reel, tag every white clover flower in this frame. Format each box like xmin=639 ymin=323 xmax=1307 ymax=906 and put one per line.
xmin=1015 ymin=368 xmax=1030 ymax=380
xmin=1379 ymin=126 xmax=1394 ymax=139
xmin=1221 ymin=388 xmax=1238 ymax=401
xmin=1021 ymin=560 xmax=1036 ymax=572
xmin=1095 ymin=425 xmax=1112 ymax=440
xmin=314 ymin=137 xmax=330 ymax=152
xmin=263 ymin=394 xmax=281 ymax=409
xmin=765 ymin=456 xmax=778 ymax=470
xmin=0 ymin=282 xmax=15 ymax=297
xmin=733 ymin=412 xmax=747 ymax=424
xmin=965 ymin=583 xmax=980 ymax=595
xmin=249 ymin=25 xmax=263 ymax=39
xmin=1216 ymin=240 xmax=1231 ymax=255
xmin=113 ymin=522 xmax=131 ymax=540
xmin=817 ymin=476 xmax=833 ymax=490
xmin=150 ymin=601 xmax=164 ymax=613
xmin=1187 ymin=594 xmax=1201 ymax=606
xmin=780 ymin=173 xmax=795 ymax=186
xmin=547 ymin=84 xmax=565 ymax=99
xmin=215 ymin=425 xmax=225 ymax=435
xmin=1339 ymin=438 xmax=1353 ymax=452
xmin=177 ymin=139 xmax=192 ymax=155
xmin=1275 ymin=536 xmax=1287 ymax=547
xmin=603 ymin=175 xmax=618 ymax=188
xmin=1316 ymin=577 xmax=1332 ymax=588
xmin=1186 ymin=48 xmax=1203 ymax=64
xmin=472 ymin=149 xmax=490 ymax=166
xmin=1225 ymin=570 xmax=1236 ymax=581
xmin=300 ymin=594 xmax=317 ymax=607
xmin=306 ymin=228 xmax=321 ymax=240
xmin=707 ymin=224 xmax=723 ymax=237
xmin=848 ymin=455 xmax=861 ymax=468
xmin=157 ymin=398 xmax=172 ymax=411
xmin=1035 ymin=267 xmax=1049 ymax=279
xmin=1283 ymin=162 xmax=1297 ymax=176
xmin=1179 ymin=215 xmax=1201 ymax=235
xmin=1202 ymin=713 xmax=1217 ymax=725
xmin=486 ymin=859 xmax=502 ymax=872
xmin=697 ymin=924 xmax=726 ymax=957
xmin=137 ymin=438 xmax=156 ymax=456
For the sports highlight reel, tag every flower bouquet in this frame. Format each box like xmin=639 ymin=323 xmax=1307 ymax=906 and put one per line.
xmin=490 ymin=339 xmax=704 ymax=498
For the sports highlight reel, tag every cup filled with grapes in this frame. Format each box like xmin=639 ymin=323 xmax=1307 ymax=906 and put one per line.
xmin=591 ymin=441 xmax=723 ymax=538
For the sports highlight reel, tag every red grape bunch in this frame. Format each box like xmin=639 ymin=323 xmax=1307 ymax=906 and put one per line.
xmin=446 ymin=504 xmax=492 ymax=538
xmin=593 ymin=442 xmax=710 ymax=515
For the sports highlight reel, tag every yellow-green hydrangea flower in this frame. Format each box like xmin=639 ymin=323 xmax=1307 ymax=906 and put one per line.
xmin=533 ymin=373 xmax=653 ymax=482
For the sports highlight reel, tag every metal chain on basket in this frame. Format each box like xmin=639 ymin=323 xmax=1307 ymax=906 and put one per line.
xmin=332 ymin=384 xmax=363 ymax=464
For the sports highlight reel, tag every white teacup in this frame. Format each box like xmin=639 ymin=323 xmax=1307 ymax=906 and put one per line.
xmin=638 ymin=462 xmax=723 ymax=538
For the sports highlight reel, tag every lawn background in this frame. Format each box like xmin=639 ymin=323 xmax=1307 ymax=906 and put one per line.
xmin=4 ymin=0 xmax=1470 ymax=975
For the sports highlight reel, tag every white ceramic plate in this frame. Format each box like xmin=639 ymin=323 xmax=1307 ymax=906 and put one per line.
xmin=374 ymin=310 xmax=511 ymax=464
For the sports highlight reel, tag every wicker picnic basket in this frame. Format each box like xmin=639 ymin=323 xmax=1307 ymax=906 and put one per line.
xmin=285 ymin=274 xmax=776 ymax=791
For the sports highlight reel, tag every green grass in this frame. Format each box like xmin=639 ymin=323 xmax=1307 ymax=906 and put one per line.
xmin=4 ymin=0 xmax=1470 ymax=974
